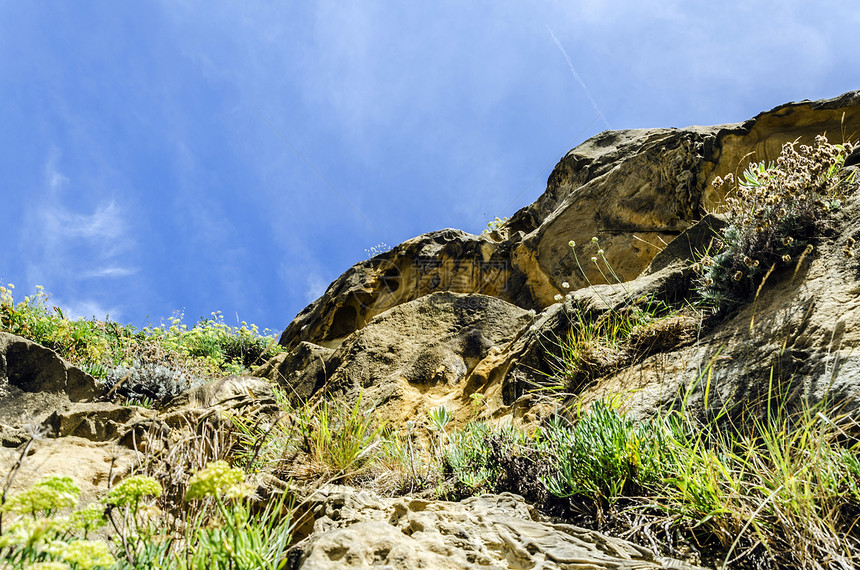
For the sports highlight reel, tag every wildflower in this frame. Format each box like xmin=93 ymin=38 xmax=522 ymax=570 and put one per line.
xmin=553 ymin=294 xmax=563 ymax=302
xmin=561 ymin=282 xmax=569 ymax=289
xmin=591 ymin=257 xmax=598 ymax=263
xmin=224 ymin=482 xmax=256 ymax=501
xmin=847 ymin=237 xmax=856 ymax=246
xmin=3 ymin=475 xmax=79 ymax=515
xmin=68 ymin=503 xmax=107 ymax=537
xmin=782 ymin=236 xmax=794 ymax=246
xmin=597 ymin=249 xmax=604 ymax=256
xmin=104 ymin=475 xmax=162 ymax=508
xmin=782 ymin=254 xmax=791 ymax=263
xmin=733 ymin=271 xmax=744 ymax=281
xmin=185 ymin=461 xmax=245 ymax=501
xmin=568 ymin=240 xmax=576 ymax=248
xmin=0 ymin=518 xmax=55 ymax=549
xmin=58 ymin=540 xmax=115 ymax=570
xmin=591 ymin=236 xmax=599 ymax=243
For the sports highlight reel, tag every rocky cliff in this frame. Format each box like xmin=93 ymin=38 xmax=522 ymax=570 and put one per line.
xmin=3 ymin=91 xmax=860 ymax=569
xmin=268 ymin=90 xmax=860 ymax=428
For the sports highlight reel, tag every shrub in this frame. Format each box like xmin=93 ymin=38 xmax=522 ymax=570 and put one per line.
xmin=0 ymin=465 xmax=292 ymax=569
xmin=0 ymin=284 xmax=285 ymax=405
xmin=103 ymin=361 xmax=203 ymax=405
xmin=699 ymin=135 xmax=856 ymax=307
xmin=541 ymin=401 xmax=672 ymax=505
xmin=284 ymin=395 xmax=384 ymax=482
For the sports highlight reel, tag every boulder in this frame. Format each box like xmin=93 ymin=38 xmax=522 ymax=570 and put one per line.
xmin=0 ymin=332 xmax=102 ymax=446
xmin=42 ymin=401 xmax=156 ymax=442
xmin=162 ymin=374 xmax=277 ymax=412
xmin=254 ymin=342 xmax=336 ymax=406
xmin=279 ymin=229 xmax=530 ymax=350
xmin=0 ymin=436 xmax=138 ymax=507
xmin=288 ymin=486 xmax=706 ymax=569
xmin=307 ymin=291 xmax=533 ymax=427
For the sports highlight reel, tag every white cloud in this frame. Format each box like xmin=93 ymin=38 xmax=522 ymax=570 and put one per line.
xmin=22 ymin=153 xmax=139 ymax=288
xmin=56 ymin=298 xmax=122 ymax=322
xmin=79 ymin=267 xmax=140 ymax=279
xmin=304 ymin=273 xmax=328 ymax=303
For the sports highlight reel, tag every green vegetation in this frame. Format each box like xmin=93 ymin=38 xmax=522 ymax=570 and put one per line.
xmin=435 ymin=391 xmax=860 ymax=569
xmin=1 ymin=465 xmax=291 ymax=569
xmin=698 ymin=134 xmax=856 ymax=307
xmin=0 ymin=284 xmax=285 ymax=404
xmin=2 ymin=128 xmax=859 ymax=568
xmin=536 ymin=237 xmax=692 ymax=394
xmin=482 ymin=216 xmax=508 ymax=234
xmin=6 ymin=384 xmax=858 ymax=568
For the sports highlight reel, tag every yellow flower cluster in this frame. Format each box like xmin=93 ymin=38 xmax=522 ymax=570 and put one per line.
xmin=185 ymin=460 xmax=246 ymax=500
xmin=104 ymin=475 xmax=162 ymax=508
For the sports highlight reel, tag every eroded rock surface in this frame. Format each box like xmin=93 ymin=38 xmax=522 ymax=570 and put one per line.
xmin=580 ymin=189 xmax=860 ymax=419
xmin=295 ymin=291 xmax=533 ymax=428
xmin=0 ymin=436 xmax=139 ymax=506
xmin=280 ymin=92 xmax=860 ymax=352
xmin=0 ymin=332 xmax=102 ymax=446
xmin=288 ymin=486 xmax=705 ymax=570
xmin=270 ymin=91 xmax=860 ymax=429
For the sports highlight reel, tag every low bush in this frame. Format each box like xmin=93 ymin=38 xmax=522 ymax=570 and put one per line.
xmin=0 ymin=284 xmax=285 ymax=404
xmin=439 ymin=391 xmax=860 ymax=569
xmin=0 ymin=463 xmax=292 ymax=569
xmin=699 ymin=135 xmax=856 ymax=307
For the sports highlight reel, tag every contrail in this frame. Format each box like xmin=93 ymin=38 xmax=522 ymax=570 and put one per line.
xmin=547 ymin=27 xmax=610 ymax=130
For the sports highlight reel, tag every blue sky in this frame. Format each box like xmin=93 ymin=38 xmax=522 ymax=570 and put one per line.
xmin=2 ymin=1 xmax=858 ymax=335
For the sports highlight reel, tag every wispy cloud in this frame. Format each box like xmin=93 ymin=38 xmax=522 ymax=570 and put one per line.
xmin=79 ymin=267 xmax=140 ymax=279
xmin=55 ymin=298 xmax=122 ymax=322
xmin=22 ymin=152 xmax=139 ymax=291
xmin=304 ymin=273 xmax=328 ymax=304
xmin=42 ymin=199 xmax=126 ymax=246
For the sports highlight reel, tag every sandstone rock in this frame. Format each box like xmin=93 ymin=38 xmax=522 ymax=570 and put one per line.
xmin=574 ymin=186 xmax=860 ymax=420
xmin=42 ymin=402 xmax=157 ymax=442
xmin=254 ymin=342 xmax=336 ymax=406
xmin=288 ymin=486 xmax=706 ymax=569
xmin=0 ymin=332 xmax=102 ymax=446
xmin=702 ymin=91 xmax=860 ymax=211
xmin=279 ymin=92 xmax=860 ymax=360
xmin=0 ymin=332 xmax=100 ymax=402
xmin=306 ymin=292 xmax=533 ymax=428
xmin=162 ymin=374 xmax=277 ymax=412
xmin=0 ymin=436 xmax=138 ymax=506
xmin=279 ymin=229 xmax=531 ymax=350
xmin=641 ymin=214 xmax=726 ymax=276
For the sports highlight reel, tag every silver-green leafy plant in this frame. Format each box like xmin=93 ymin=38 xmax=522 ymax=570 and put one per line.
xmin=699 ymin=134 xmax=856 ymax=307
